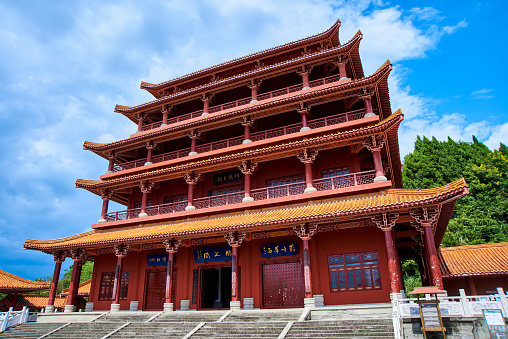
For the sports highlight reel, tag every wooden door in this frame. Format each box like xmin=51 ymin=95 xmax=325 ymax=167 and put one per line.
xmin=144 ymin=269 xmax=165 ymax=310
xmin=262 ymin=261 xmax=304 ymax=308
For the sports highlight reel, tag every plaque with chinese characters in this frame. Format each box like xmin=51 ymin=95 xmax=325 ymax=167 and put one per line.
xmin=194 ymin=246 xmax=232 ymax=263
xmin=147 ymin=253 xmax=169 ymax=267
xmin=260 ymin=242 xmax=298 ymax=258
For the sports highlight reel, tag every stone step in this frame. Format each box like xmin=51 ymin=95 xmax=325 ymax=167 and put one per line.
xmin=109 ymin=322 xmax=199 ymax=338
xmin=153 ymin=310 xmax=226 ymax=322
xmin=95 ymin=311 xmax=160 ymax=322
xmin=44 ymin=322 xmax=122 ymax=338
xmin=0 ymin=323 xmax=65 ymax=339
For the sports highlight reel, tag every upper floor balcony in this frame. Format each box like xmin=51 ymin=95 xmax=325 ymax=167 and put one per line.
xmin=138 ymin=73 xmax=347 ymax=132
xmin=103 ymin=169 xmax=376 ymax=222
xmin=114 ymin=107 xmax=367 ymax=172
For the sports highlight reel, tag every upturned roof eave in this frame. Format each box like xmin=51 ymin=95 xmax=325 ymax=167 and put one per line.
xmin=85 ymin=58 xmax=388 ymax=157
xmin=23 ymin=178 xmax=469 ymax=252
xmin=139 ymin=19 xmax=342 ymax=92
xmin=115 ymin=30 xmax=361 ymax=117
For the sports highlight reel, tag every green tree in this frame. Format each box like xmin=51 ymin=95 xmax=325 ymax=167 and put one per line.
xmin=403 ymin=136 xmax=508 ymax=247
xmin=56 ymin=262 xmax=94 ymax=294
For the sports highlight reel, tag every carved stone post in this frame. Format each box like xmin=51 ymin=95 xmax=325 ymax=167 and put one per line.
xmin=106 ymin=151 xmax=116 ymax=174
xmin=239 ymin=160 xmax=257 ymax=202
xmin=333 ymin=57 xmax=349 ymax=81
xmin=225 ymin=231 xmax=246 ymax=310
xmin=297 ymin=65 xmax=313 ymax=89
xmin=111 ymin=244 xmax=129 ymax=312
xmin=163 ymin=238 xmax=181 ymax=311
xmin=65 ymin=249 xmax=85 ymax=312
xmin=372 ymin=213 xmax=401 ymax=294
xmin=138 ymin=181 xmax=154 ymax=218
xmin=362 ymin=136 xmax=387 ymax=182
xmin=241 ymin=116 xmax=255 ymax=144
xmin=293 ymin=223 xmax=317 ymax=308
xmin=297 ymin=148 xmax=318 ymax=193
xmin=98 ymin=189 xmax=113 ymax=223
xmin=201 ymin=93 xmax=214 ymax=116
xmin=247 ymin=80 xmax=262 ymax=103
xmin=184 ymin=172 xmax=201 ymax=211
xmin=46 ymin=251 xmax=66 ymax=313
xmin=360 ymin=88 xmax=376 ymax=118
xmin=297 ymin=103 xmax=311 ymax=132
xmin=188 ymin=130 xmax=201 ymax=156
xmin=411 ymin=207 xmax=444 ymax=290
xmin=145 ymin=141 xmax=157 ymax=165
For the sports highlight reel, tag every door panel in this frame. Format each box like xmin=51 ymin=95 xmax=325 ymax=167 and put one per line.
xmin=262 ymin=261 xmax=304 ymax=308
xmin=144 ymin=269 xmax=166 ymax=310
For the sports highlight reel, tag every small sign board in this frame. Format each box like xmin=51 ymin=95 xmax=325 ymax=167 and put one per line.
xmin=147 ymin=253 xmax=168 ymax=267
xmin=260 ymin=242 xmax=298 ymax=258
xmin=194 ymin=246 xmax=232 ymax=263
xmin=213 ymin=170 xmax=242 ymax=186
xmin=483 ymin=309 xmax=508 ymax=338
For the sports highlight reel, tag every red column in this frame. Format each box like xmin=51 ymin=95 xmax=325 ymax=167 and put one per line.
xmin=140 ymin=190 xmax=149 ymax=217
xmin=239 ymin=161 xmax=256 ymax=202
xmin=467 ymin=276 xmax=477 ymax=295
xmin=298 ymin=149 xmax=317 ymax=193
xmin=362 ymin=94 xmax=376 ymax=118
xmin=297 ymin=104 xmax=311 ymax=132
xmin=201 ymin=94 xmax=213 ymax=115
xmin=392 ymin=229 xmax=404 ymax=291
xmin=165 ymin=252 xmax=175 ymax=303
xmin=10 ymin=292 xmax=19 ymax=310
xmin=244 ymin=173 xmax=252 ymax=200
xmin=241 ymin=117 xmax=254 ymax=144
xmin=383 ymin=229 xmax=401 ymax=294
xmin=107 ymin=157 xmax=115 ymax=174
xmin=161 ymin=109 xmax=169 ymax=126
xmin=304 ymin=163 xmax=314 ymax=191
xmin=372 ymin=149 xmax=387 ymax=182
xmin=297 ymin=66 xmax=313 ymax=89
xmin=231 ymin=245 xmax=239 ymax=302
xmin=145 ymin=147 xmax=153 ymax=165
xmin=244 ymin=124 xmax=251 ymax=141
xmin=423 ymin=224 xmax=444 ymax=290
xmin=247 ymin=80 xmax=261 ymax=103
xmin=189 ymin=130 xmax=200 ymax=156
xmin=99 ymin=199 xmax=109 ymax=223
xmin=184 ymin=173 xmax=199 ymax=211
xmin=303 ymin=239 xmax=313 ymax=298
xmin=112 ymin=255 xmax=125 ymax=304
xmin=48 ymin=260 xmax=63 ymax=307
xmin=66 ymin=260 xmax=81 ymax=307
xmin=136 ymin=115 xmax=144 ymax=132
xmin=337 ymin=61 xmax=348 ymax=80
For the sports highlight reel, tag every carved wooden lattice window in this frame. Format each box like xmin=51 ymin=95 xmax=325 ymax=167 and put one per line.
xmin=321 ymin=166 xmax=349 ymax=178
xmin=98 ymin=271 xmax=130 ymax=301
xmin=328 ymin=251 xmax=381 ymax=292
xmin=266 ymin=174 xmax=304 ymax=187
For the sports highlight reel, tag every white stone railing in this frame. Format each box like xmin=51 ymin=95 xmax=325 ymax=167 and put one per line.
xmin=395 ymin=287 xmax=508 ymax=319
xmin=0 ymin=306 xmax=29 ymax=332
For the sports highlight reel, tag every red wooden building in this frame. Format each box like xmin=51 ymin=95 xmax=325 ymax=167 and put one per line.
xmin=24 ymin=19 xmax=468 ymax=313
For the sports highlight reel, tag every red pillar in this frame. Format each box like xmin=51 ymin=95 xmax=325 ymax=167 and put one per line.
xmin=423 ymin=224 xmax=444 ymax=289
xmin=337 ymin=61 xmax=348 ymax=80
xmin=145 ymin=147 xmax=153 ymax=165
xmin=165 ymin=252 xmax=175 ymax=303
xmin=99 ymin=199 xmax=109 ymax=223
xmin=247 ymin=80 xmax=260 ymax=103
xmin=362 ymin=94 xmax=376 ymax=118
xmin=241 ymin=117 xmax=253 ymax=144
xmin=10 ymin=292 xmax=19 ymax=310
xmin=231 ymin=245 xmax=239 ymax=302
xmin=303 ymin=239 xmax=313 ymax=298
xmin=136 ymin=115 xmax=144 ymax=132
xmin=298 ymin=149 xmax=317 ymax=193
xmin=184 ymin=173 xmax=199 ymax=211
xmin=201 ymin=94 xmax=213 ymax=115
xmin=47 ymin=261 xmax=63 ymax=307
xmin=383 ymin=229 xmax=402 ymax=294
xmin=244 ymin=173 xmax=251 ymax=200
xmin=372 ymin=149 xmax=387 ymax=182
xmin=139 ymin=190 xmax=149 ymax=217
xmin=392 ymin=229 xmax=404 ymax=291
xmin=161 ymin=109 xmax=169 ymax=126
xmin=107 ymin=157 xmax=115 ymax=174
xmin=112 ymin=255 xmax=125 ymax=304
xmin=467 ymin=276 xmax=477 ymax=295
xmin=297 ymin=104 xmax=311 ymax=132
xmin=304 ymin=163 xmax=314 ymax=192
xmin=66 ymin=260 xmax=81 ymax=307
xmin=297 ymin=66 xmax=313 ymax=89
xmin=240 ymin=161 xmax=256 ymax=202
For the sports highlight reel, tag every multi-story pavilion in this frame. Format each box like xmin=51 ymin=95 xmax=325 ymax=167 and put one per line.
xmin=24 ymin=19 xmax=468 ymax=313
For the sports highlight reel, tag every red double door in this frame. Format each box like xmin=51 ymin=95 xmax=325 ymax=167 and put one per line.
xmin=262 ymin=261 xmax=304 ymax=308
xmin=144 ymin=268 xmax=177 ymax=310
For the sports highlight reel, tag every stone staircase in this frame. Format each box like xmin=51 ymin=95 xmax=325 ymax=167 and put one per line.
xmin=285 ymin=319 xmax=394 ymax=339
xmin=0 ymin=305 xmax=396 ymax=338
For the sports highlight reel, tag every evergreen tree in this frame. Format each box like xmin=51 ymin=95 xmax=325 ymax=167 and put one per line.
xmin=403 ymin=136 xmax=508 ymax=247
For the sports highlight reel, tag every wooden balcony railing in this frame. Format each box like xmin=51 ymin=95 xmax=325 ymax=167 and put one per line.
xmin=103 ymin=170 xmax=376 ymax=222
xmin=138 ymin=73 xmax=346 ymax=132
xmin=114 ymin=108 xmax=366 ymax=172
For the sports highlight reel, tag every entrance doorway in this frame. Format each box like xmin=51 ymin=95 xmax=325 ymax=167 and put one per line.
xmin=143 ymin=267 xmax=177 ymax=310
xmin=262 ymin=260 xmax=304 ymax=308
xmin=199 ymin=266 xmax=231 ymax=309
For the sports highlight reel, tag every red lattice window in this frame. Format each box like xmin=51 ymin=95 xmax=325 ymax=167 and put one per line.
xmin=163 ymin=194 xmax=188 ymax=204
xmin=321 ymin=166 xmax=349 ymax=178
xmin=99 ymin=271 xmax=130 ymax=301
xmin=328 ymin=252 xmax=381 ymax=292
xmin=266 ymin=174 xmax=304 ymax=187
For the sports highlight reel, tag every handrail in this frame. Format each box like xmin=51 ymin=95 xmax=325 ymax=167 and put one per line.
xmin=0 ymin=307 xmax=29 ymax=333
xmin=103 ymin=170 xmax=374 ymax=222
xmin=114 ymin=108 xmax=366 ymax=172
xmin=138 ymin=72 xmax=347 ymax=132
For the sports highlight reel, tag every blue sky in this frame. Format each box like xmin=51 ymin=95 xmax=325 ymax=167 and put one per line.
xmin=0 ymin=0 xmax=506 ymax=280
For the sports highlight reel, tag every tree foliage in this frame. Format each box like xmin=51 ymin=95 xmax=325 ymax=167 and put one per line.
xmin=403 ymin=136 xmax=508 ymax=247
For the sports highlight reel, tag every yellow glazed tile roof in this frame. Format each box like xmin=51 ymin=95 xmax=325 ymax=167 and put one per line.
xmin=0 ymin=269 xmax=50 ymax=292
xmin=25 ymin=178 xmax=468 ymax=252
xmin=14 ymin=295 xmax=67 ymax=309
xmin=439 ymin=242 xmax=508 ymax=277
xmin=61 ymin=279 xmax=91 ymax=296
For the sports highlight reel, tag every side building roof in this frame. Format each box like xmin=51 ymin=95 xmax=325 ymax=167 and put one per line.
xmin=0 ymin=269 xmax=50 ymax=293
xmin=60 ymin=279 xmax=91 ymax=297
xmin=439 ymin=242 xmax=508 ymax=278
